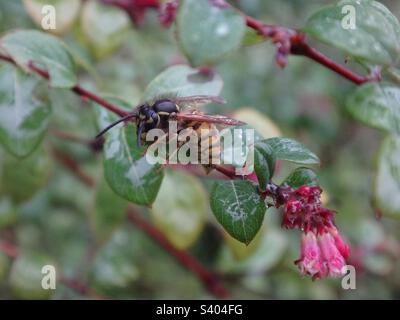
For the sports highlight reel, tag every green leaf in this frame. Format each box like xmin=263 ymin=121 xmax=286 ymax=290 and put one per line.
xmin=0 ymin=64 xmax=51 ymax=157
xmin=242 ymin=29 xmax=266 ymax=46
xmin=81 ymin=0 xmax=130 ymax=59
xmin=304 ymin=0 xmax=400 ymax=66
xmin=0 ymin=147 xmax=52 ymax=204
xmin=373 ymin=135 xmax=400 ymax=219
xmin=142 ymin=65 xmax=223 ymax=101
xmin=92 ymin=177 xmax=128 ymax=242
xmin=210 ymin=180 xmax=266 ymax=244
xmin=0 ymin=197 xmax=17 ymax=228
xmin=1 ymin=29 xmax=77 ymax=88
xmin=346 ymin=82 xmax=400 ymax=134
xmin=9 ymin=252 xmax=55 ymax=299
xmin=0 ymin=252 xmax=10 ymax=284
xmin=90 ymin=230 xmax=139 ymax=295
xmin=103 ymin=124 xmax=164 ymax=206
xmin=23 ymin=0 xmax=81 ymax=35
xmin=283 ymin=167 xmax=318 ymax=189
xmin=264 ymin=137 xmax=320 ymax=165
xmin=177 ymin=0 xmax=246 ymax=66
xmin=253 ymin=142 xmax=276 ymax=189
xmin=150 ymin=170 xmax=208 ymax=250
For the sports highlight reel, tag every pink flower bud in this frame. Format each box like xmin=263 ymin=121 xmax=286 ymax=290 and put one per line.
xmin=328 ymin=226 xmax=350 ymax=260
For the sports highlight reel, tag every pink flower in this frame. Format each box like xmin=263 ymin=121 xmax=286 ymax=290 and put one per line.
xmin=328 ymin=225 xmax=350 ymax=259
xmin=295 ymin=231 xmax=324 ymax=277
xmin=318 ymin=231 xmax=347 ymax=277
xmin=295 ymin=229 xmax=349 ymax=279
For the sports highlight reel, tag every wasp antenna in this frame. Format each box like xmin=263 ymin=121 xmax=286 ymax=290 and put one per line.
xmin=95 ymin=113 xmax=137 ymax=139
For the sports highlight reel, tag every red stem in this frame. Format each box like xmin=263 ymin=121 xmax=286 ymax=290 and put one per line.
xmin=51 ymin=147 xmax=96 ymax=187
xmin=126 ymin=205 xmax=230 ymax=299
xmin=242 ymin=14 xmax=380 ymax=85
xmin=0 ymin=53 xmax=129 ymax=117
xmin=291 ymin=42 xmax=373 ymax=85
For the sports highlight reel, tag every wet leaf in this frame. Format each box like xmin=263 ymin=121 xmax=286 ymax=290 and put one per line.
xmin=304 ymin=0 xmax=400 ymax=66
xmin=142 ymin=64 xmax=223 ymax=101
xmin=103 ymin=124 xmax=163 ymax=206
xmin=346 ymin=82 xmax=400 ymax=134
xmin=177 ymin=0 xmax=246 ymax=66
xmin=373 ymin=135 xmax=400 ymax=219
xmin=210 ymin=180 xmax=266 ymax=244
xmin=264 ymin=137 xmax=320 ymax=165
xmin=1 ymin=29 xmax=77 ymax=88
xmin=283 ymin=167 xmax=318 ymax=188
xmin=0 ymin=63 xmax=51 ymax=158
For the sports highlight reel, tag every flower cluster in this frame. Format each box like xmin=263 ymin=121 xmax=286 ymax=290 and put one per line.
xmin=283 ymin=186 xmax=350 ymax=279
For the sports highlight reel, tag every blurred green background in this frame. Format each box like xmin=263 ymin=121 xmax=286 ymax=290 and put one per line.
xmin=1 ymin=0 xmax=400 ymax=299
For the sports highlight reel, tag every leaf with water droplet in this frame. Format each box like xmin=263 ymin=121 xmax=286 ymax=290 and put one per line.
xmin=264 ymin=137 xmax=320 ymax=165
xmin=373 ymin=135 xmax=400 ymax=219
xmin=253 ymin=141 xmax=276 ymax=190
xmin=304 ymin=0 xmax=400 ymax=66
xmin=1 ymin=30 xmax=77 ymax=88
xmin=103 ymin=123 xmax=163 ymax=206
xmin=346 ymin=82 xmax=400 ymax=134
xmin=176 ymin=0 xmax=246 ymax=66
xmin=0 ymin=63 xmax=51 ymax=158
xmin=142 ymin=64 xmax=223 ymax=101
xmin=283 ymin=167 xmax=318 ymax=188
xmin=210 ymin=180 xmax=266 ymax=245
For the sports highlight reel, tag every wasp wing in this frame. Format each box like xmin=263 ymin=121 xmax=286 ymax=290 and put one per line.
xmin=175 ymin=112 xmax=245 ymax=126
xmin=173 ymin=95 xmax=226 ymax=107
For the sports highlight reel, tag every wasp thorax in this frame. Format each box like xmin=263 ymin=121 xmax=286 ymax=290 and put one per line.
xmin=153 ymin=99 xmax=180 ymax=115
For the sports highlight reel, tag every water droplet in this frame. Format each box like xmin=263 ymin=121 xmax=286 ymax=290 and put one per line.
xmin=216 ymin=23 xmax=229 ymax=37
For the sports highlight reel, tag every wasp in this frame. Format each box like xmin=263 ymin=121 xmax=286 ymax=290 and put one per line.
xmin=96 ymin=95 xmax=245 ymax=165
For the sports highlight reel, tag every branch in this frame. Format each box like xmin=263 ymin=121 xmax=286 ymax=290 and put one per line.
xmin=0 ymin=53 xmax=129 ymax=117
xmin=100 ymin=0 xmax=381 ymax=85
xmin=51 ymin=147 xmax=96 ymax=187
xmin=242 ymin=14 xmax=381 ymax=85
xmin=126 ymin=205 xmax=230 ymax=299
xmin=50 ymin=128 xmax=105 ymax=152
